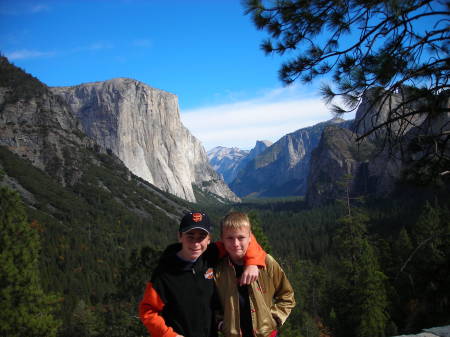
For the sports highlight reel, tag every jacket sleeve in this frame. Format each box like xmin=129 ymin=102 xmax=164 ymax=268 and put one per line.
xmin=269 ymin=257 xmax=296 ymax=326
xmin=214 ymin=233 xmax=267 ymax=266
xmin=139 ymin=282 xmax=178 ymax=337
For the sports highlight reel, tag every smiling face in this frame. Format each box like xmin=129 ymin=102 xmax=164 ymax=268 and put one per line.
xmin=178 ymin=228 xmax=211 ymax=261
xmin=221 ymin=226 xmax=251 ymax=265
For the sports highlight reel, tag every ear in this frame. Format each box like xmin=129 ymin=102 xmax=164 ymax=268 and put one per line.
xmin=177 ymin=232 xmax=182 ymax=242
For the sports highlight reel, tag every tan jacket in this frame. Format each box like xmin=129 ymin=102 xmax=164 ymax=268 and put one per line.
xmin=214 ymin=254 xmax=295 ymax=337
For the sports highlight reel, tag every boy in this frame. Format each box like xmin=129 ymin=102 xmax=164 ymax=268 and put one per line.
xmin=215 ymin=212 xmax=295 ymax=337
xmin=139 ymin=211 xmax=267 ymax=337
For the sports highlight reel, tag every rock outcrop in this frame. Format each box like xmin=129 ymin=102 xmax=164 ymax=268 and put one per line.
xmin=305 ymin=125 xmax=377 ymax=207
xmin=51 ymin=78 xmax=239 ymax=203
xmin=0 ymin=56 xmax=189 ymax=216
xmin=352 ymin=87 xmax=427 ymax=141
xmin=230 ymin=118 xmax=350 ymax=198
xmin=391 ymin=325 xmax=450 ymax=337
xmin=245 ymin=140 xmax=273 ymax=163
xmin=305 ymin=89 xmax=450 ymax=207
xmin=208 ymin=140 xmax=272 ymax=184
xmin=208 ymin=146 xmax=250 ymax=184
xmin=0 ymin=57 xmax=92 ymax=186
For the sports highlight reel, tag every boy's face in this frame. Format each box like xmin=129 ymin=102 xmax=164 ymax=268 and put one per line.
xmin=221 ymin=226 xmax=251 ymax=263
xmin=178 ymin=228 xmax=210 ymax=261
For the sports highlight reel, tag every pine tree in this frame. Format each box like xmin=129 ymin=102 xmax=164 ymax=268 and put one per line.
xmin=248 ymin=211 xmax=272 ymax=253
xmin=411 ymin=201 xmax=446 ymax=263
xmin=333 ymin=211 xmax=389 ymax=337
xmin=400 ymin=201 xmax=450 ymax=329
xmin=69 ymin=300 xmax=104 ymax=337
xmin=395 ymin=228 xmax=413 ymax=265
xmin=0 ymin=187 xmax=60 ymax=337
xmin=101 ymin=246 xmax=161 ymax=337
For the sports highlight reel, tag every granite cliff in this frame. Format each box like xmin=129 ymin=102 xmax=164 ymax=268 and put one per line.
xmin=207 ymin=140 xmax=272 ymax=184
xmin=353 ymin=87 xmax=427 ymax=141
xmin=0 ymin=56 xmax=188 ymax=218
xmin=306 ymin=89 xmax=450 ymax=207
xmin=230 ymin=118 xmax=350 ymax=197
xmin=51 ymin=78 xmax=239 ymax=203
xmin=208 ymin=146 xmax=250 ymax=184
xmin=305 ymin=125 xmax=377 ymax=207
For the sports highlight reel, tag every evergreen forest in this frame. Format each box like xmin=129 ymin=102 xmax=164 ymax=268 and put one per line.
xmin=1 ymin=140 xmax=449 ymax=336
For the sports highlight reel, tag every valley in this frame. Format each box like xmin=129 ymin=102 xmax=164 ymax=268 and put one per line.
xmin=0 ymin=55 xmax=449 ymax=337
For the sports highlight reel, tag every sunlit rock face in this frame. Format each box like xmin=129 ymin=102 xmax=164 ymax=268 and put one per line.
xmin=207 ymin=140 xmax=272 ymax=184
xmin=229 ymin=119 xmax=349 ymax=198
xmin=208 ymin=146 xmax=250 ymax=184
xmin=51 ymin=78 xmax=239 ymax=203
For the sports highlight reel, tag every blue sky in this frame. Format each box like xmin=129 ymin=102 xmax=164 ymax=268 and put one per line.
xmin=1 ymin=0 xmax=346 ymax=150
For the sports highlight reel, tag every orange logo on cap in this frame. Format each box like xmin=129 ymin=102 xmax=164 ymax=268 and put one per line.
xmin=192 ymin=213 xmax=203 ymax=222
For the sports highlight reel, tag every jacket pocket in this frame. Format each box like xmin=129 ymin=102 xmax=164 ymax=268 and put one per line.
xmin=256 ymin=302 xmax=277 ymax=335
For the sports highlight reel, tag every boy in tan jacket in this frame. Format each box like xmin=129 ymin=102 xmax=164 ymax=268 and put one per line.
xmin=214 ymin=212 xmax=295 ymax=337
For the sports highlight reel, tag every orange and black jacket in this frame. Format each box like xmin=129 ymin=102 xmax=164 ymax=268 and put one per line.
xmin=139 ymin=239 xmax=266 ymax=337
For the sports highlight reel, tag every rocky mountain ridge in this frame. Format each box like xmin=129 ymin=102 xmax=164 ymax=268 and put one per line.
xmin=50 ymin=78 xmax=239 ymax=203
xmin=207 ymin=140 xmax=272 ymax=184
xmin=206 ymin=86 xmax=448 ymax=205
xmin=0 ymin=58 xmax=91 ymax=187
xmin=305 ymin=125 xmax=377 ymax=207
xmin=0 ymin=56 xmax=189 ymax=218
xmin=229 ymin=118 xmax=351 ymax=198
xmin=306 ymin=88 xmax=450 ymax=207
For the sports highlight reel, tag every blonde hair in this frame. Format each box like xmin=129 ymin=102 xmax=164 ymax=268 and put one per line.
xmin=220 ymin=212 xmax=251 ymax=235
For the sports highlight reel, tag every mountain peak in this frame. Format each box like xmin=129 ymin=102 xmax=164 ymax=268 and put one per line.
xmin=255 ymin=140 xmax=273 ymax=147
xmin=50 ymin=79 xmax=238 ymax=203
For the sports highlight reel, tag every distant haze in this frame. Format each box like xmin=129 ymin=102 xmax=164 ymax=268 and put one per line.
xmin=181 ymin=84 xmax=352 ymax=151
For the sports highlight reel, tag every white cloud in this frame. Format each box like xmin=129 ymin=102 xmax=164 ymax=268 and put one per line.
xmin=5 ymin=41 xmax=117 ymax=60
xmin=181 ymin=85 xmax=339 ymax=151
xmin=83 ymin=42 xmax=114 ymax=51
xmin=5 ymin=49 xmax=56 ymax=60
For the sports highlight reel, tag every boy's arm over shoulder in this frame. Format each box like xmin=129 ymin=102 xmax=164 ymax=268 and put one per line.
xmin=139 ymin=282 xmax=178 ymax=337
xmin=244 ymin=233 xmax=267 ymax=267
xmin=267 ymin=255 xmax=296 ymax=327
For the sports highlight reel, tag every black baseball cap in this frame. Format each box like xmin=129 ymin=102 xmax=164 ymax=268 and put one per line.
xmin=179 ymin=211 xmax=211 ymax=233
